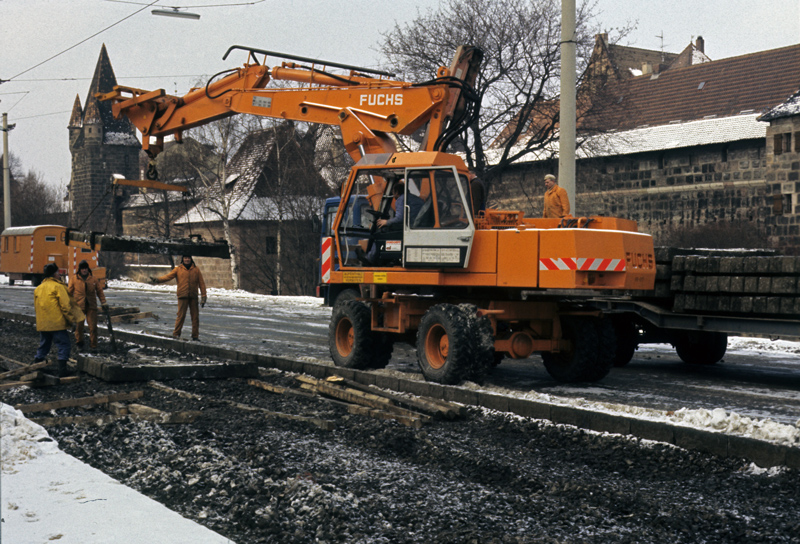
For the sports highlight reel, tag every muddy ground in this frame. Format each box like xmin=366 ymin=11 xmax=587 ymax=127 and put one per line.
xmin=2 ymin=317 xmax=800 ymax=543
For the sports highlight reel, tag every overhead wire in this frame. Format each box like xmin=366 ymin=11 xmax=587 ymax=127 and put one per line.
xmin=1 ymin=0 xmax=160 ymax=84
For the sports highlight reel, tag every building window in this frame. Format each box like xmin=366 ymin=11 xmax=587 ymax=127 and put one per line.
xmin=773 ymin=193 xmax=792 ymax=215
xmin=795 ymin=132 xmax=800 ymax=153
xmin=774 ymin=133 xmax=792 ymax=155
xmin=265 ymin=236 xmax=277 ymax=255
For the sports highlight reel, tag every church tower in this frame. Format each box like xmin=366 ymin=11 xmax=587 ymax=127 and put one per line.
xmin=68 ymin=44 xmax=140 ymax=233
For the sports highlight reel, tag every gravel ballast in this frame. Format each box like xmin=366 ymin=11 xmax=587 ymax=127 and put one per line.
xmin=2 ymin=317 xmax=800 ymax=543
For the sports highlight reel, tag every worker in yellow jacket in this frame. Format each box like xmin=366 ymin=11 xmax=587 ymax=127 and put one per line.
xmin=34 ymin=263 xmax=77 ymax=376
xmin=151 ymin=255 xmax=207 ymax=340
xmin=542 ymin=174 xmax=570 ymax=218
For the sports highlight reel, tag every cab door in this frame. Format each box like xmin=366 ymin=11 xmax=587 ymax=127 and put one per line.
xmin=402 ymin=166 xmax=475 ymax=268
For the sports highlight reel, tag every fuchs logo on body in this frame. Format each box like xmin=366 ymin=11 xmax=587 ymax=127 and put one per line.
xmin=359 ymin=93 xmax=404 ymax=106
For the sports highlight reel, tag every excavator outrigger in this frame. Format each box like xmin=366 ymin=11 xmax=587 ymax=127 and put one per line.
xmin=99 ymin=45 xmax=656 ymax=385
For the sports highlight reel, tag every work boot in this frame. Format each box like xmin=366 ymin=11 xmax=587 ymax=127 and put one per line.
xmin=76 ymin=341 xmax=85 ymax=351
xmin=56 ymin=359 xmax=70 ymax=378
xmin=191 ymin=337 xmax=200 ymax=342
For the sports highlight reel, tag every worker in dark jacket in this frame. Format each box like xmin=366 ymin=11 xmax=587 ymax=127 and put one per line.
xmin=68 ymin=260 xmax=108 ymax=351
xmin=34 ymin=263 xmax=75 ymax=376
xmin=151 ymin=255 xmax=207 ymax=340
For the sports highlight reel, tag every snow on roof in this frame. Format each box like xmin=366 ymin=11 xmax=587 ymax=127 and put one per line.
xmin=175 ymin=195 xmax=323 ymax=224
xmin=759 ymin=91 xmax=800 ymax=122
xmin=486 ymin=113 xmax=766 ymax=165
xmin=103 ymin=131 xmax=140 ymax=146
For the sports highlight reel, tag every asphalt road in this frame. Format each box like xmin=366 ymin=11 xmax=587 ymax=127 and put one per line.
xmin=3 ymin=282 xmax=800 ymax=425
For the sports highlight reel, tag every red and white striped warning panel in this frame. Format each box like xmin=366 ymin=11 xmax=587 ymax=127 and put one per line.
xmin=28 ymin=237 xmax=35 ymax=272
xmin=539 ymin=257 xmax=626 ymax=271
xmin=320 ymin=237 xmax=332 ymax=283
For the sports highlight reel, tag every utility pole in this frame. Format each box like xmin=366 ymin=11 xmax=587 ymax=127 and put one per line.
xmin=559 ymin=0 xmax=577 ymax=212
xmin=2 ymin=113 xmax=15 ymax=230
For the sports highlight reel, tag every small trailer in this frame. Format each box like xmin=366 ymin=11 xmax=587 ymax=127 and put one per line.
xmin=0 ymin=225 xmax=105 ymax=286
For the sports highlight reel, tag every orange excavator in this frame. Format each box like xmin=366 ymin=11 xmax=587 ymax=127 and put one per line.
xmin=98 ymin=45 xmax=655 ymax=384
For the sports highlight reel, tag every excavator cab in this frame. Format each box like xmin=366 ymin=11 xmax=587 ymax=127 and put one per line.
xmin=403 ymin=166 xmax=474 ymax=268
xmin=334 ymin=162 xmax=475 ymax=269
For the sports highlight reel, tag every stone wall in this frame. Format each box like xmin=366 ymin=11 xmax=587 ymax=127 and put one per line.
xmin=490 ymin=128 xmax=800 ymax=253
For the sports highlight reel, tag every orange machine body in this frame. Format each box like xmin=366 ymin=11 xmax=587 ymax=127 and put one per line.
xmin=0 ymin=225 xmax=105 ymax=286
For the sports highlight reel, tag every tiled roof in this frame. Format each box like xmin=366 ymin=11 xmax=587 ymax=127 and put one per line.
xmin=598 ymin=43 xmax=800 ymax=131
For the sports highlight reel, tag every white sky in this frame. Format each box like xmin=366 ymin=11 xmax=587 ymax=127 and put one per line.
xmin=1 ymin=0 xmax=798 ymax=192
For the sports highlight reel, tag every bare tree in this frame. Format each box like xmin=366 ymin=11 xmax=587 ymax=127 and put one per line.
xmin=1 ymin=152 xmax=64 ymax=226
xmin=380 ymin=0 xmax=627 ymax=186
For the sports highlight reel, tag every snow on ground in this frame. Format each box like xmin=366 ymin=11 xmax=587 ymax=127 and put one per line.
xmin=1 ymin=403 xmax=235 ymax=543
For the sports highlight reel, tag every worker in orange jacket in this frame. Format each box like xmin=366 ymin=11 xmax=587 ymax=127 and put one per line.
xmin=68 ymin=260 xmax=108 ymax=350
xmin=542 ymin=174 xmax=570 ymax=218
xmin=151 ymin=255 xmax=207 ymax=341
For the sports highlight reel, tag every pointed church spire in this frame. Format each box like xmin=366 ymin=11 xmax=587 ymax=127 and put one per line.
xmin=85 ymin=43 xmax=135 ymax=135
xmin=68 ymin=94 xmax=82 ymax=128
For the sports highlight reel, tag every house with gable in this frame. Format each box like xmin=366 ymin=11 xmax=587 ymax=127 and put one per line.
xmin=162 ymin=124 xmax=330 ymax=295
xmin=490 ymin=35 xmax=800 ymax=252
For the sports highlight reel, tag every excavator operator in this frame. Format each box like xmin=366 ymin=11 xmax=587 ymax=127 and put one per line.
xmin=357 ymin=181 xmax=423 ymax=266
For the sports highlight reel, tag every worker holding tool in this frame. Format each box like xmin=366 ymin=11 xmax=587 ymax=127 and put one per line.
xmin=151 ymin=255 xmax=207 ymax=341
xmin=68 ymin=260 xmax=108 ymax=351
xmin=542 ymin=173 xmax=570 ymax=218
xmin=33 ymin=263 xmax=80 ymax=377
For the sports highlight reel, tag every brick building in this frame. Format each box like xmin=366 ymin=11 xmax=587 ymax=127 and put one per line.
xmin=491 ymin=36 xmax=800 ymax=252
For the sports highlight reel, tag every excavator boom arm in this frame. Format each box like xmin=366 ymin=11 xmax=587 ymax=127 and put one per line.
xmin=98 ymin=46 xmax=482 ymax=162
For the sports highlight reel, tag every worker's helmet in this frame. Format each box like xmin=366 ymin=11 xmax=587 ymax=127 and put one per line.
xmin=43 ymin=263 xmax=59 ymax=278
xmin=78 ymin=260 xmax=90 ymax=271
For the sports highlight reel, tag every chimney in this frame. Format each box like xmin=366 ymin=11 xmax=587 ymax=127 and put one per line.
xmin=642 ymin=62 xmax=653 ymax=75
xmin=696 ymin=36 xmax=704 ymax=53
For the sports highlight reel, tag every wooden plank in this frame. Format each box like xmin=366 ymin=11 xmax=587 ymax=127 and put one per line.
xmin=306 ymin=378 xmax=432 ymax=423
xmin=128 ymin=403 xmax=163 ymax=416
xmin=104 ymin=306 xmax=141 ymax=316
xmin=221 ymin=399 xmax=334 ymax=431
xmin=15 ymin=390 xmax=144 ymax=414
xmin=107 ymin=402 xmax=129 ymax=416
xmin=0 ymin=361 xmax=49 ymax=380
xmin=337 ymin=377 xmax=463 ymax=419
xmin=247 ymin=379 xmax=291 ymax=395
xmin=148 ymin=380 xmax=203 ymax=400
xmin=109 ymin=312 xmax=154 ymax=324
xmin=0 ymin=380 xmax=36 ymax=391
xmin=346 ymin=404 xmax=423 ymax=428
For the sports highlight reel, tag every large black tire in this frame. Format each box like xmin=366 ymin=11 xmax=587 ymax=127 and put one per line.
xmin=416 ymin=304 xmax=474 ymax=385
xmin=674 ymin=331 xmax=728 ymax=365
xmin=8 ymin=279 xmax=14 ymax=286
xmin=612 ymin=317 xmax=638 ymax=368
xmin=458 ymin=303 xmax=495 ymax=382
xmin=31 ymin=275 xmax=41 ymax=287
xmin=332 ymin=287 xmax=359 ymax=308
xmin=582 ymin=318 xmax=616 ymax=382
xmin=329 ymin=301 xmax=392 ymax=369
xmin=541 ymin=317 xmax=599 ymax=383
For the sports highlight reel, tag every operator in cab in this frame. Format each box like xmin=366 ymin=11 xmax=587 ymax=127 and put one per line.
xmin=357 ymin=181 xmax=423 ymax=266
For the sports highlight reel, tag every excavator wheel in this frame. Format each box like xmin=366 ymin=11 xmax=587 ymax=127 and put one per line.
xmin=581 ymin=317 xmax=616 ymax=382
xmin=329 ymin=301 xmax=392 ymax=370
xmin=674 ymin=331 xmax=728 ymax=365
xmin=416 ymin=304 xmax=474 ymax=385
xmin=612 ymin=317 xmax=639 ymax=367
xmin=541 ymin=316 xmax=599 ymax=383
xmin=458 ymin=303 xmax=495 ymax=383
